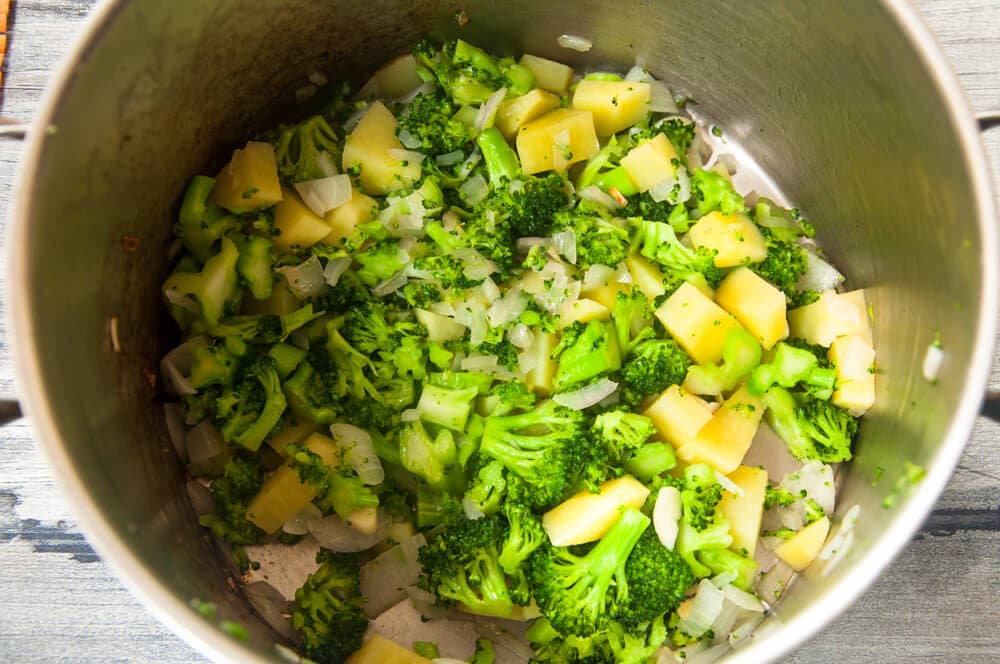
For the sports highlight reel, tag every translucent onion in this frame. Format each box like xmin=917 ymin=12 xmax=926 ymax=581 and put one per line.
xmin=186 ymin=421 xmax=228 ymax=477
xmin=458 ymin=150 xmax=482 ymax=179
xmin=722 ymin=584 xmax=765 ymax=612
xmin=372 ymin=270 xmax=409 ymax=296
xmin=405 ymin=585 xmax=450 ymax=621
xmin=649 ymin=165 xmax=691 ymax=204
xmin=652 ymin=486 xmax=682 ymax=549
xmin=624 ymin=64 xmax=647 ymax=82
xmin=330 ymin=423 xmax=384 ymax=485
xmin=459 ymin=173 xmax=489 ymax=206
xmin=160 ymin=336 xmax=207 ymax=396
xmin=923 ymin=344 xmax=943 ymax=383
xmin=553 ymin=378 xmax=618 ymax=410
xmin=578 ymin=185 xmax=622 ymax=210
xmin=163 ymin=287 xmax=200 ymax=314
xmin=282 ymin=503 xmax=323 ymax=535
xmin=582 ymin=264 xmax=616 ymax=291
xmin=397 ymin=128 xmax=423 ymax=150
xmin=782 ymin=461 xmax=836 ymax=514
xmin=649 ymin=79 xmax=679 ymax=113
xmin=475 ymin=87 xmax=508 ymax=131
xmin=244 ymin=581 xmax=293 ymax=639
xmin=677 ymin=579 xmax=726 ymax=638
xmin=453 ymin=245 xmax=496 ymax=283
xmin=714 ymin=470 xmax=744 ymax=497
xmin=552 ymin=229 xmax=577 ymax=265
xmin=797 ymin=248 xmax=845 ymax=292
xmin=480 ymin=277 xmax=501 ymax=302
xmin=276 ymin=256 xmax=327 ymax=299
xmin=387 ymin=148 xmax=426 ymax=165
xmin=307 ymin=510 xmax=388 ymax=552
xmin=164 ymin=403 xmax=189 ymax=462
xmin=397 ymin=81 xmax=435 ymax=104
xmin=462 ymin=497 xmax=486 ymax=520
xmin=359 ymin=533 xmax=427 ymax=617
xmin=487 ymin=287 xmax=527 ymax=327
xmin=186 ymin=480 xmax=215 ymax=516
xmin=517 ymin=350 xmax=539 ymax=376
xmin=755 ymin=560 xmax=794 ymax=606
xmin=507 ymin=323 xmax=535 ymax=350
xmin=435 ymin=150 xmax=465 ymax=166
xmin=728 ymin=612 xmax=766 ymax=648
xmin=308 ymin=71 xmax=329 ymax=87
xmin=819 ymin=503 xmax=861 ymax=577
xmin=558 ymin=34 xmax=593 ymax=52
xmin=401 ymin=408 xmax=421 ymax=423
xmin=461 ymin=354 xmax=500 ymax=373
xmin=323 ymin=256 xmax=352 ymax=287
xmin=685 ymin=642 xmax=731 ymax=664
xmin=293 ymin=174 xmax=352 ymax=217
xmin=434 ymin=659 xmax=468 ymax=664
xmin=515 ymin=237 xmax=552 ymax=255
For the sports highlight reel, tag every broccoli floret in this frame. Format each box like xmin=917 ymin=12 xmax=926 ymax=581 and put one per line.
xmin=762 ymin=387 xmax=858 ymax=463
xmin=479 ymin=400 xmax=587 ymax=508
xmin=526 ymin=617 xmax=604 ymax=663
xmin=497 ymin=502 xmax=546 ymax=605
xmin=286 ymin=442 xmax=380 ymax=519
xmin=355 ymin=240 xmax=407 ymax=287
xmin=591 ymin=410 xmax=656 ymax=460
xmin=416 ymin=483 xmax=464 ymax=528
xmin=198 ymin=456 xmax=266 ymax=545
xmin=291 ymin=549 xmax=368 ymax=664
xmin=270 ymin=115 xmax=343 ymax=184
xmin=412 ymin=254 xmax=481 ymax=289
xmin=553 ymin=320 xmax=622 ymax=392
xmin=283 ymin=360 xmax=341 ymax=424
xmin=418 ymin=515 xmax=514 ymax=618
xmin=611 ymin=287 xmax=656 ymax=356
xmin=398 ymin=280 xmax=442 ymax=308
xmin=190 ymin=343 xmax=239 ymax=389
xmin=463 ymin=458 xmax=507 ymax=517
xmin=683 ymin=327 xmax=762 ymax=396
xmin=478 ymin=139 xmax=570 ymax=239
xmin=413 ymin=642 xmax=440 ymax=659
xmin=673 ymin=464 xmax=734 ymax=578
xmin=614 ymin=529 xmax=696 ymax=626
xmin=556 ymin=208 xmax=632 ymax=270
xmin=689 ymin=169 xmax=746 ymax=217
xmin=340 ymin=300 xmax=423 ymax=356
xmin=764 ymin=484 xmax=798 ymax=509
xmin=603 ymin=617 xmax=669 ymax=664
xmin=399 ymin=420 xmax=463 ymax=491
xmin=399 ymin=93 xmax=472 ymax=156
xmin=753 ymin=197 xmax=815 ymax=244
xmin=752 ymin=227 xmax=809 ymax=299
xmin=313 ymin=269 xmax=373 ymax=313
xmin=469 ymin=638 xmax=496 ymax=664
xmin=234 ymin=233 xmax=275 ymax=301
xmin=528 ymin=506 xmax=650 ymax=636
xmin=696 ymin=547 xmax=758 ymax=591
xmin=175 ymin=176 xmax=242 ymax=263
xmin=163 ymin=237 xmax=241 ymax=329
xmin=619 ymin=339 xmax=691 ymax=402
xmin=413 ymin=38 xmax=535 ymax=106
xmin=489 ymin=379 xmax=538 ymax=416
xmin=622 ymin=442 xmax=677 ymax=481
xmin=214 ymin=357 xmax=287 ymax=451
xmin=747 ymin=341 xmax=836 ymax=399
xmin=324 ymin=321 xmax=381 ymax=400
xmin=208 ymin=304 xmax=323 ymax=344
xmin=621 ymin=192 xmax=685 ymax=229
xmin=631 ymin=218 xmax=723 ymax=289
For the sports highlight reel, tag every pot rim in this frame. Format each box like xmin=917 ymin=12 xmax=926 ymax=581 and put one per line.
xmin=8 ymin=1 xmax=998 ymax=663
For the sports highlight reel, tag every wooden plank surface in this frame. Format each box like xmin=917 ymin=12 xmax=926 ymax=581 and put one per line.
xmin=0 ymin=1 xmax=998 ymax=662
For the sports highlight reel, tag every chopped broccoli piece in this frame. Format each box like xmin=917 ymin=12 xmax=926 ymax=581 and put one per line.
xmin=673 ymin=464 xmax=733 ymax=578
xmin=762 ymin=386 xmax=858 ymax=463
xmin=631 ymin=218 xmax=724 ymax=289
xmin=591 ymin=410 xmax=657 ymax=460
xmin=619 ymin=339 xmax=691 ymax=403
xmin=752 ymin=227 xmax=809 ymax=299
xmin=175 ymin=176 xmax=242 ymax=263
xmin=214 ymin=357 xmax=287 ymax=451
xmin=234 ymin=234 xmax=275 ymax=301
xmin=689 ymin=169 xmax=746 ymax=217
xmin=163 ymin=237 xmax=241 ymax=328
xmin=463 ymin=458 xmax=508 ymax=518
xmin=611 ymin=287 xmax=656 ymax=356
xmin=684 ymin=327 xmax=762 ymax=396
xmin=497 ymin=501 xmax=546 ymax=605
xmin=399 ymin=93 xmax=472 ymax=156
xmin=291 ymin=548 xmax=368 ymax=664
xmin=615 ymin=531 xmax=695 ymax=625
xmin=413 ymin=38 xmax=535 ymax=106
xmin=696 ymin=547 xmax=758 ymax=591
xmin=553 ymin=320 xmax=622 ymax=392
xmin=198 ymin=456 xmax=266 ymax=545
xmin=747 ymin=341 xmax=836 ymax=399
xmin=469 ymin=638 xmax=496 ymax=664
xmin=190 ymin=343 xmax=239 ymax=389
xmin=270 ymin=115 xmax=343 ymax=184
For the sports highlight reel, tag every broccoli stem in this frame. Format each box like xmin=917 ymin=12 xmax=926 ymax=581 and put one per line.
xmin=594 ymin=166 xmax=639 ymax=197
xmin=477 ymin=128 xmax=522 ymax=188
xmin=623 ymin=442 xmax=676 ymax=481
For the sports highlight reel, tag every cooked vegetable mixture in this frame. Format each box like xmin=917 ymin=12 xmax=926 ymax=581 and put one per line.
xmin=161 ymin=38 xmax=876 ymax=664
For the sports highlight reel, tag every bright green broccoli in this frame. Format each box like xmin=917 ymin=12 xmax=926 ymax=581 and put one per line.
xmin=354 ymin=240 xmax=407 ymax=287
xmin=175 ymin=176 xmax=242 ymax=263
xmin=463 ymin=458 xmax=508 ymax=517
xmin=747 ymin=341 xmax=836 ymax=399
xmin=291 ymin=548 xmax=368 ymax=664
xmin=696 ymin=547 xmax=758 ymax=591
xmin=673 ymin=464 xmax=734 ymax=578
xmin=213 ymin=357 xmax=287 ymax=451
xmin=163 ymin=236 xmax=241 ymax=329
xmin=271 ymin=114 xmax=343 ymax=184
xmin=689 ymin=168 xmax=746 ymax=217
xmin=553 ymin=320 xmax=622 ymax=392
xmin=198 ymin=456 xmax=266 ymax=545
xmin=234 ymin=233 xmax=275 ymax=301
xmin=631 ymin=218 xmax=724 ymax=289
xmin=591 ymin=410 xmax=656 ymax=460
xmin=615 ymin=529 xmax=696 ymax=626
xmin=619 ymin=338 xmax=692 ymax=403
xmin=611 ymin=287 xmax=656 ymax=356
xmin=399 ymin=92 xmax=472 ymax=155
xmin=207 ymin=304 xmax=323 ymax=344
xmin=752 ymin=228 xmax=809 ymax=299
xmin=469 ymin=638 xmax=496 ymax=664
xmin=399 ymin=420 xmax=463 ymax=492
xmin=285 ymin=441 xmax=380 ymax=519
xmin=632 ymin=117 xmax=697 ymax=162
xmin=762 ymin=387 xmax=858 ymax=463
xmin=557 ymin=207 xmax=632 ymax=270
xmin=190 ymin=343 xmax=239 ymax=389
xmin=497 ymin=501 xmax=546 ymax=605
xmin=416 ymin=483 xmax=464 ymax=528
xmin=623 ymin=442 xmax=677 ymax=481
xmin=683 ymin=327 xmax=762 ymax=396
xmin=413 ymin=38 xmax=535 ymax=106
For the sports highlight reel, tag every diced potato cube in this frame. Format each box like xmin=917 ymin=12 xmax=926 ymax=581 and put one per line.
xmin=520 ymin=54 xmax=574 ymax=93
xmin=211 ymin=141 xmax=283 ymax=211
xmin=655 ymin=282 xmax=744 ymax=365
xmin=620 ymin=134 xmax=678 ymax=193
xmin=525 ymin=332 xmax=558 ymax=396
xmin=414 ymin=308 xmax=466 ymax=342
xmin=266 ymin=420 xmax=321 ymax=456
xmin=559 ymin=298 xmax=610 ymax=327
xmin=344 ymin=505 xmax=379 ymax=535
xmin=516 ymin=108 xmax=599 ymax=175
xmin=322 ymin=188 xmax=377 ymax=247
xmin=642 ymin=385 xmax=714 ymax=449
xmin=718 ymin=465 xmax=768 ymax=558
xmin=274 ymin=188 xmax=334 ymax=252
xmin=788 ymin=289 xmax=872 ymax=347
xmin=582 ymin=280 xmax=628 ymax=310
xmin=715 ymin=267 xmax=789 ymax=349
xmin=624 ymin=254 xmax=666 ymax=299
xmin=374 ymin=54 xmax=423 ymax=98
xmin=346 ymin=634 xmax=433 ymax=664
xmin=497 ymin=89 xmax=561 ymax=139
xmin=688 ymin=212 xmax=768 ymax=268
xmin=572 ymin=80 xmax=651 ymax=136
xmin=542 ymin=476 xmax=650 ymax=546
xmin=678 ymin=385 xmax=765 ymax=473
xmin=247 ymin=433 xmax=339 ymax=533
xmin=829 ymin=334 xmax=876 ymax=415
xmin=343 ymin=101 xmax=421 ymax=195
xmin=774 ymin=516 xmax=830 ymax=572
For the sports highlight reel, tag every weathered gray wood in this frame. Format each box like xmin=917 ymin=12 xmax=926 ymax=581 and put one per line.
xmin=0 ymin=0 xmax=998 ymax=662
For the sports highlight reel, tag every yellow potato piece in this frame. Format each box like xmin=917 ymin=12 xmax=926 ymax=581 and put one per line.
xmin=497 ymin=89 xmax=561 ymax=139
xmin=718 ymin=465 xmax=768 ymax=558
xmin=572 ymin=80 xmax=651 ymax=136
xmin=688 ymin=211 xmax=768 ymax=268
xmin=414 ymin=308 xmax=466 ymax=342
xmin=520 ymin=54 xmax=574 ymax=93
xmin=582 ymin=280 xmax=628 ymax=310
xmin=775 ymin=516 xmax=831 ymax=572
xmin=624 ymin=254 xmax=666 ymax=299
xmin=273 ymin=188 xmax=334 ymax=252
xmin=516 ymin=108 xmax=599 ymax=175
xmin=715 ymin=267 xmax=789 ymax=349
xmin=343 ymin=100 xmax=422 ymax=195
xmin=542 ymin=476 xmax=650 ymax=546
xmin=620 ymin=134 xmax=679 ymax=193
xmin=346 ymin=634 xmax=433 ymax=664
xmin=559 ymin=298 xmax=611 ymax=327
xmin=374 ymin=54 xmax=424 ymax=98
xmin=655 ymin=282 xmax=744 ymax=365
xmin=247 ymin=433 xmax=339 ymax=533
xmin=210 ymin=141 xmax=283 ymax=211
xmin=788 ymin=289 xmax=871 ymax=347
xmin=642 ymin=385 xmax=714 ymax=449
xmin=828 ymin=334 xmax=876 ymax=415
xmin=678 ymin=385 xmax=765 ymax=474
xmin=322 ymin=188 xmax=377 ymax=247
xmin=525 ymin=332 xmax=558 ymax=396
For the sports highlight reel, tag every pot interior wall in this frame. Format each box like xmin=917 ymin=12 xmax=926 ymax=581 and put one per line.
xmin=17 ymin=0 xmax=990 ymax=661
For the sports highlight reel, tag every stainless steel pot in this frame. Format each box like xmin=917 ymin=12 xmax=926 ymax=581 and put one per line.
xmin=7 ymin=0 xmax=999 ymax=662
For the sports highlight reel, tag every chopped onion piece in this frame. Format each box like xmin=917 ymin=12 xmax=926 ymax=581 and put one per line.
xmin=163 ymin=287 xmax=200 ymax=313
xmin=782 ymin=461 xmax=836 ymax=514
xmin=650 ymin=79 xmax=679 ymax=113
xmin=553 ymin=378 xmax=618 ymax=410
xmin=308 ymin=71 xmax=328 ymax=87
xmin=508 ymin=178 xmax=523 ymax=194
xmin=387 ymin=148 xmax=426 ymax=166
xmin=294 ymin=174 xmax=352 ymax=217
xmin=516 ymin=237 xmax=552 ymax=255
xmin=459 ymin=173 xmax=489 ymax=205
xmin=714 ymin=470 xmax=744 ymax=497
xmin=685 ymin=642 xmax=730 ymax=664
xmin=649 ymin=165 xmax=691 ymax=204
xmin=161 ymin=336 xmax=207 ymax=397
xmin=579 ymin=185 xmax=622 ymax=210
xmin=330 ymin=423 xmax=384 ymax=485
xmin=582 ymin=264 xmax=616 ymax=291
xmin=507 ymin=323 xmax=535 ymax=350
xmin=923 ymin=344 xmax=943 ymax=383
xmin=653 ymin=486 xmax=682 ymax=549
xmin=461 ymin=354 xmax=500 ymax=373
xmin=488 ymin=286 xmax=527 ymax=327
xmin=614 ymin=262 xmax=633 ymax=284
xmin=323 ymin=257 xmax=352 ymax=287
xmin=517 ymin=349 xmax=539 ymax=375
xmin=624 ymin=64 xmax=647 ymax=82
xmin=820 ymin=504 xmax=861 ymax=576
xmin=435 ymin=149 xmax=465 ymax=166
xmin=372 ymin=270 xmax=408 ymax=296
xmin=722 ymin=584 xmax=765 ymax=612
xmin=558 ymin=34 xmax=593 ymax=52
xmin=475 ymin=87 xmax=508 ymax=131
xmin=677 ymin=579 xmax=726 ymax=638
xmin=454 ymin=246 xmax=497 ymax=281
xmin=245 ymin=582 xmax=293 ymax=639
xmin=552 ymin=229 xmax=577 ymax=265
xmin=401 ymin=408 xmax=420 ymax=423
xmin=164 ymin=403 xmax=189 ymax=462
xmin=186 ymin=421 xmax=228 ymax=477
xmin=307 ymin=511 xmax=388 ymax=552
xmin=728 ymin=612 xmax=766 ymax=648
xmin=434 ymin=659 xmax=468 ymax=664
xmin=797 ymin=248 xmax=845 ymax=292
xmin=277 ymin=256 xmax=327 ymax=299
xmin=359 ymin=533 xmax=427 ymax=617
xmin=405 ymin=585 xmax=449 ymax=621
xmin=755 ymin=560 xmax=794 ymax=606
xmin=397 ymin=81 xmax=435 ymax=104
xmin=186 ymin=480 xmax=215 ymax=517
xmin=462 ymin=497 xmax=486 ymax=520
xmin=397 ymin=128 xmax=422 ymax=150
xmin=480 ymin=277 xmax=501 ymax=302
xmin=283 ymin=503 xmax=323 ymax=535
